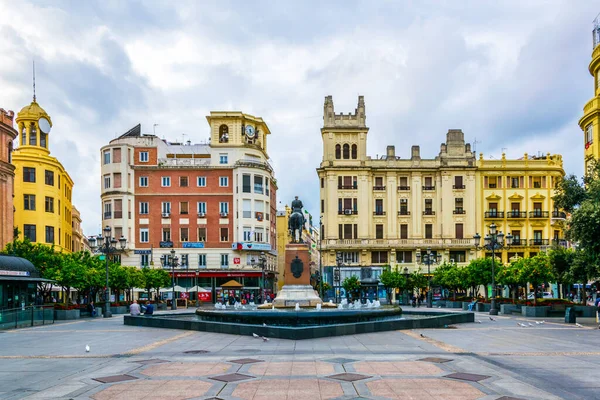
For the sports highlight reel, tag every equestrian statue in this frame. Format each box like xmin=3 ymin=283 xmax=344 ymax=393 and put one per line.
xmin=288 ymin=196 xmax=306 ymax=243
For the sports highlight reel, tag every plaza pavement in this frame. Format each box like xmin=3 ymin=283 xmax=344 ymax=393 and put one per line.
xmin=0 ymin=308 xmax=599 ymax=400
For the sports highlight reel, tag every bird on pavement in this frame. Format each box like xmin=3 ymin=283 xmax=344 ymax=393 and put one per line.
xmin=489 ymin=317 xmax=496 ymax=321
xmin=528 ymin=323 xmax=534 ymax=327
xmin=517 ymin=323 xmax=527 ymax=327
xmin=85 ymin=345 xmax=90 ymax=353
xmin=263 ymin=323 xmax=267 ymax=327
xmin=262 ymin=336 xmax=269 ymax=341
xmin=252 ymin=333 xmax=260 ymax=338
xmin=420 ymin=333 xmax=425 ymax=338
xmin=576 ymin=323 xmax=584 ymax=328
xmin=475 ymin=320 xmax=482 ymax=324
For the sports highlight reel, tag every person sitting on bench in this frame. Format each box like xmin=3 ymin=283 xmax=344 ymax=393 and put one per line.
xmin=468 ymin=298 xmax=478 ymax=311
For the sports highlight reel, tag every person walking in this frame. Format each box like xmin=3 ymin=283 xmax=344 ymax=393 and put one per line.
xmin=130 ymin=300 xmax=141 ymax=316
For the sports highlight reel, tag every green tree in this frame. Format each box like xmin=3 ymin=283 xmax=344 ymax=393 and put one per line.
xmin=518 ymin=253 xmax=554 ymax=306
xmin=46 ymin=252 xmax=87 ymax=305
xmin=125 ymin=267 xmax=145 ymax=302
xmin=496 ymin=260 xmax=522 ymax=302
xmin=465 ymin=258 xmax=494 ymax=298
xmin=108 ymin=263 xmax=129 ymax=302
xmin=433 ymin=263 xmax=466 ymax=300
xmin=380 ymin=269 xmax=405 ymax=303
xmin=407 ymin=268 xmax=427 ymax=299
xmin=341 ymin=275 xmax=361 ymax=301
xmin=547 ymin=246 xmax=575 ymax=298
xmin=142 ymin=268 xmax=171 ymax=301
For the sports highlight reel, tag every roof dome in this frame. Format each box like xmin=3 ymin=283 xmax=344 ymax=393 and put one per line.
xmin=16 ymin=100 xmax=52 ymax=125
xmin=0 ymin=255 xmax=39 ymax=277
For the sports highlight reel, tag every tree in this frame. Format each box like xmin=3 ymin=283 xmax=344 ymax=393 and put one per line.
xmin=407 ymin=268 xmax=427 ymax=299
xmin=433 ymin=263 xmax=466 ymax=300
xmin=496 ymin=260 xmax=522 ymax=302
xmin=547 ymin=246 xmax=575 ymax=298
xmin=108 ymin=263 xmax=129 ymax=302
xmin=142 ymin=268 xmax=171 ymax=301
xmin=125 ymin=267 xmax=145 ymax=302
xmin=465 ymin=258 xmax=494 ymax=298
xmin=341 ymin=276 xmax=360 ymax=301
xmin=518 ymin=253 xmax=554 ymax=306
xmin=380 ymin=269 xmax=405 ymax=303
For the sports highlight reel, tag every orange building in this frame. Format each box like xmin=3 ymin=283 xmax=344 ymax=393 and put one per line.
xmin=0 ymin=109 xmax=17 ymax=250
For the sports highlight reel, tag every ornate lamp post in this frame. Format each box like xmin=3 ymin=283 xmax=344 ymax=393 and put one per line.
xmin=474 ymin=223 xmax=513 ymax=315
xmin=415 ymin=248 xmax=442 ymax=308
xmin=259 ymin=251 xmax=266 ymax=303
xmin=403 ymin=266 xmax=410 ymax=305
xmin=319 ymin=216 xmax=323 ymax=299
xmin=89 ymin=226 xmax=126 ymax=318
xmin=335 ymin=253 xmax=343 ymax=303
xmin=161 ymin=250 xmax=179 ymax=310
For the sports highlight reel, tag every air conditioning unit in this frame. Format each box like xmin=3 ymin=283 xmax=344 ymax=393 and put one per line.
xmin=162 ymin=212 xmax=170 ymax=218
xmin=220 ymin=212 xmax=228 ymax=217
xmin=344 ymin=209 xmax=353 ymax=215
xmin=198 ymin=212 xmax=205 ymax=217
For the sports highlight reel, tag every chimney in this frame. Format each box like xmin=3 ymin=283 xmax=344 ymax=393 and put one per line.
xmin=411 ymin=145 xmax=420 ymax=160
xmin=386 ymin=145 xmax=395 ymax=159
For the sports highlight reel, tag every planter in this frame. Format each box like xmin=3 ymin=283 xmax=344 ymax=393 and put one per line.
xmin=521 ymin=306 xmax=550 ymax=317
xmin=110 ymin=306 xmax=128 ymax=315
xmin=54 ymin=309 xmax=80 ymax=320
xmin=476 ymin=303 xmax=491 ymax=312
xmin=574 ymin=306 xmax=597 ymax=318
xmin=462 ymin=302 xmax=471 ymax=311
xmin=500 ymin=304 xmax=520 ymax=315
xmin=157 ymin=304 xmax=167 ymax=311
xmin=446 ymin=301 xmax=462 ymax=308
xmin=94 ymin=307 xmax=103 ymax=318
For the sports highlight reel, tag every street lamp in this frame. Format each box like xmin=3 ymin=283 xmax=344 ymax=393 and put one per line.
xmin=474 ymin=223 xmax=513 ymax=315
xmin=403 ymin=266 xmax=410 ymax=305
xmin=415 ymin=248 xmax=442 ymax=308
xmin=259 ymin=251 xmax=266 ymax=303
xmin=160 ymin=250 xmax=179 ymax=310
xmin=335 ymin=253 xmax=343 ymax=303
xmin=319 ymin=216 xmax=323 ymax=299
xmin=89 ymin=226 xmax=126 ymax=318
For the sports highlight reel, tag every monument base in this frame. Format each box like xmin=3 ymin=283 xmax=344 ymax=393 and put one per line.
xmin=272 ymin=285 xmax=323 ymax=308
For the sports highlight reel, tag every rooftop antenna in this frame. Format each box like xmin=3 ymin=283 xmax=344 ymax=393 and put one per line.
xmin=32 ymin=60 xmax=36 ymax=102
xmin=182 ymin=133 xmax=187 ymax=144
xmin=473 ymin=137 xmax=481 ymax=153
xmin=501 ymin=147 xmax=508 ymax=155
xmin=153 ymin=123 xmax=159 ymax=136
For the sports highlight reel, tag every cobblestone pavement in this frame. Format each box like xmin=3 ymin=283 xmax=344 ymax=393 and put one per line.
xmin=0 ymin=309 xmax=599 ymax=399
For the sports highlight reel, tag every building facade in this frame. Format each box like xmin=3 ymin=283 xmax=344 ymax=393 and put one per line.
xmin=579 ymin=17 xmax=600 ymax=170
xmin=71 ymin=206 xmax=89 ymax=253
xmin=318 ymin=96 xmax=565 ymax=300
xmin=0 ymin=108 xmax=17 ymax=250
xmin=12 ymin=100 xmax=75 ymax=252
xmin=100 ymin=112 xmax=277 ymax=303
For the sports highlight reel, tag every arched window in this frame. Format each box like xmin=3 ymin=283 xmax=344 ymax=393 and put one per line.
xmin=351 ymin=144 xmax=357 ymax=159
xmin=335 ymin=144 xmax=341 ymax=159
xmin=21 ymin=125 xmax=26 ymax=146
xmin=29 ymin=123 xmax=37 ymax=146
xmin=343 ymin=144 xmax=350 ymax=159
xmin=40 ymin=132 xmax=47 ymax=148
xmin=219 ymin=124 xmax=229 ymax=143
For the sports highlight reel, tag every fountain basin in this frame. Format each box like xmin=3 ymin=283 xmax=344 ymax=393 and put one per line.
xmin=124 ymin=307 xmax=474 ymax=340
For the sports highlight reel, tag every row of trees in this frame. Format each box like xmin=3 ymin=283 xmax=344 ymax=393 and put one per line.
xmin=2 ymin=240 xmax=171 ymax=304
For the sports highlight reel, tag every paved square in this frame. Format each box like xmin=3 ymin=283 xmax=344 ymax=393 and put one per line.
xmin=210 ymin=373 xmax=255 ymax=382
xmin=230 ymin=358 xmax=264 ymax=364
xmin=92 ymin=374 xmax=138 ymax=384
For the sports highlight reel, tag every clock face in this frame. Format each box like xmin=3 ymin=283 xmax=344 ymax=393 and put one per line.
xmin=245 ymin=125 xmax=255 ymax=138
xmin=39 ymin=117 xmax=51 ymax=134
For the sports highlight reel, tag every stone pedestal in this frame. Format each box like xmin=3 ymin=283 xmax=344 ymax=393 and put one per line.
xmin=272 ymin=243 xmax=323 ymax=308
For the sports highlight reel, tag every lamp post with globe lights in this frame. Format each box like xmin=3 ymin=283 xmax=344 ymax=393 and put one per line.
xmin=161 ymin=249 xmax=179 ymax=310
xmin=415 ymin=248 xmax=442 ymax=308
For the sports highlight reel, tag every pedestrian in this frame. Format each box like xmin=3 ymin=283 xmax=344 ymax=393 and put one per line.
xmin=87 ymin=301 xmax=97 ymax=317
xmin=130 ymin=300 xmax=141 ymax=316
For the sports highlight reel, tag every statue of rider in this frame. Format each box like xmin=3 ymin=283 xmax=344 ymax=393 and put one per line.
xmin=289 ymin=196 xmax=306 ymax=243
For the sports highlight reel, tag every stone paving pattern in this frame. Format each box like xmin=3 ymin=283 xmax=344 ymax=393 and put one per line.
xmin=0 ymin=309 xmax=598 ymax=399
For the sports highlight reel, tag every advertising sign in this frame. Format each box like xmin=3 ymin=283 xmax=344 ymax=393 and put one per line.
xmin=198 ymin=292 xmax=212 ymax=302
xmin=183 ymin=242 xmax=205 ymax=249
xmin=159 ymin=241 xmax=173 ymax=248
xmin=233 ymin=257 xmax=241 ymax=264
xmin=180 ymin=292 xmax=189 ymax=299
xmin=231 ymin=242 xmax=271 ymax=251
xmin=134 ymin=250 xmax=152 ymax=255
xmin=0 ymin=270 xmax=30 ymax=276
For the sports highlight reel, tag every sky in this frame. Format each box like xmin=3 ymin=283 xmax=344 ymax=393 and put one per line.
xmin=0 ymin=0 xmax=597 ymax=236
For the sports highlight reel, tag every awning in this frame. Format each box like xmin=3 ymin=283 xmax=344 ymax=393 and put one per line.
xmin=0 ymin=277 xmax=54 ymax=283
xmin=220 ymin=279 xmax=243 ymax=288
xmin=159 ymin=285 xmax=186 ymax=292
xmin=188 ymin=286 xmax=211 ymax=293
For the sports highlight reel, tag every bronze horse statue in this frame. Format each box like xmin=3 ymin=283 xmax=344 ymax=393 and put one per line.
xmin=288 ymin=196 xmax=306 ymax=243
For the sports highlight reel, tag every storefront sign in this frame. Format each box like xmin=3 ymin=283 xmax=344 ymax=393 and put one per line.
xmin=0 ymin=270 xmax=30 ymax=276
xmin=198 ymin=292 xmax=212 ymax=301
xmin=232 ymin=242 xmax=272 ymax=251
xmin=180 ymin=292 xmax=189 ymax=299
xmin=183 ymin=242 xmax=205 ymax=249
xmin=134 ymin=250 xmax=152 ymax=255
xmin=233 ymin=257 xmax=241 ymax=264
xmin=173 ymin=272 xmax=198 ymax=278
xmin=197 ymin=271 xmax=262 ymax=278
xmin=159 ymin=241 xmax=173 ymax=248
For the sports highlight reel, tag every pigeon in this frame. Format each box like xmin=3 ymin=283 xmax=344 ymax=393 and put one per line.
xmin=262 ymin=336 xmax=269 ymax=341
xmin=528 ymin=323 xmax=534 ymax=327
xmin=438 ymin=306 xmax=441 ymax=308
xmin=489 ymin=317 xmax=496 ymax=321
xmin=535 ymin=321 xmax=543 ymax=325
xmin=85 ymin=345 xmax=90 ymax=353
xmin=517 ymin=323 xmax=527 ymax=327
xmin=475 ymin=320 xmax=482 ymax=324
xmin=252 ymin=333 xmax=260 ymax=338
xmin=263 ymin=323 xmax=267 ymax=327
xmin=420 ymin=333 xmax=425 ymax=338
xmin=576 ymin=323 xmax=584 ymax=328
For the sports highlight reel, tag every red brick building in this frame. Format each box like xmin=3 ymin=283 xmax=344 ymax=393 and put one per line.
xmin=0 ymin=109 xmax=17 ymax=250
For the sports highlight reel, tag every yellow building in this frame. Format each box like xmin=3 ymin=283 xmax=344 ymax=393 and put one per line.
xmin=579 ymin=18 xmax=600 ymax=170
xmin=12 ymin=99 xmax=74 ymax=252
xmin=476 ymin=153 xmax=566 ymax=263
xmin=276 ymin=206 xmax=291 ymax=291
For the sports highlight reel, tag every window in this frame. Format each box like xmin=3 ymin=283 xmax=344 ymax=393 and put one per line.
xmin=454 ymin=176 xmax=464 ymax=189
xmin=24 ymin=224 xmax=36 ymax=242
xmin=489 ymin=202 xmax=497 ymax=212
xmin=342 ymin=143 xmax=350 ymax=159
xmin=140 ymin=151 xmax=149 ymax=162
xmin=179 ymin=176 xmax=188 ymax=187
xmin=180 ymin=202 xmax=189 ymax=215
xmin=242 ymin=199 xmax=251 ymax=218
xmin=162 ymin=202 xmax=171 ymax=215
xmin=371 ymin=251 xmax=388 ymax=263
xmin=140 ymin=228 xmax=149 ymax=243
xmin=449 ymin=251 xmax=466 ymax=263
xmin=586 ymin=124 xmax=593 ymax=144
xmin=254 ymin=175 xmax=263 ymax=194
xmin=487 ymin=176 xmax=497 ymax=189
xmin=198 ymin=227 xmax=207 ymax=242
xmin=454 ymin=198 xmax=464 ymax=213
xmin=351 ymin=144 xmax=357 ymax=159
xmin=139 ymin=177 xmax=148 ymax=187
xmin=180 ymin=228 xmax=189 ymax=242
xmin=139 ymin=202 xmax=149 ymax=214
xmin=114 ymin=173 xmax=122 ymax=189
xmin=321 ymin=199 xmax=324 ymax=213
xmin=532 ymin=177 xmax=542 ymax=188
xmin=141 ymin=254 xmax=149 ymax=267
xmin=255 ymin=228 xmax=264 ymax=242
xmin=21 ymin=125 xmax=26 ymax=146
xmin=220 ymin=202 xmax=229 ymax=215
xmin=197 ymin=202 xmax=207 ymax=215
xmin=424 ymin=176 xmax=433 ymax=187
xmin=424 ymin=199 xmax=433 ymax=214
xmin=511 ymin=177 xmax=519 ymax=188
xmin=219 ymin=176 xmax=229 ymax=187
xmin=197 ymin=176 xmax=206 ymax=187
xmin=455 ymin=223 xmax=463 ymax=239
xmin=321 ymin=178 xmax=324 ymax=188
xmin=161 ymin=177 xmax=171 ymax=187
xmin=103 ymin=150 xmax=111 ymax=164
xmin=44 ymin=170 xmax=54 ymax=186
xmin=375 ymin=177 xmax=383 ymax=187
xmin=400 ymin=224 xmax=408 ymax=239
xmin=375 ymin=199 xmax=384 ymax=215
xmin=24 ymin=194 xmax=35 ymax=210
xmin=399 ymin=176 xmax=409 ymax=189
xmin=45 ymin=226 xmax=54 ymax=244
xmin=396 ymin=251 xmax=412 ymax=263
xmin=220 ymin=254 xmax=229 ymax=268
xmin=335 ymin=144 xmax=341 ymax=159
xmin=243 ymin=227 xmax=252 ymax=241
xmin=340 ymin=251 xmax=359 ymax=263
xmin=162 ymin=228 xmax=171 ymax=242
xmin=44 ymin=196 xmax=54 ymax=213
xmin=220 ymin=228 xmax=229 ymax=242
xmin=198 ymin=254 xmax=207 ymax=268
xmin=114 ymin=227 xmax=123 ymax=239
xmin=399 ymin=199 xmax=409 ymax=215
xmin=375 ymin=224 xmax=384 ymax=239
xmin=104 ymin=175 xmax=111 ymax=189
xmin=242 ymin=174 xmax=251 ymax=192
xmin=219 ymin=125 xmax=229 ymax=142
xmin=113 ymin=148 xmax=121 ymax=163
xmin=219 ymin=154 xmax=228 ymax=164
xmin=29 ymin=123 xmax=37 ymax=145
xmin=23 ymin=167 xmax=35 ymax=182
xmin=425 ymin=224 xmax=433 ymax=239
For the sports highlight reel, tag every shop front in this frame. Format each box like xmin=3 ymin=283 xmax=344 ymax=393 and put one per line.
xmin=170 ymin=270 xmax=265 ymax=304
xmin=0 ymin=255 xmax=51 ymax=310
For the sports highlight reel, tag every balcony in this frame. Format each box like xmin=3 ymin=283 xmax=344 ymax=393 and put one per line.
xmin=552 ymin=238 xmax=568 ymax=247
xmin=373 ymin=211 xmax=386 ymax=216
xmin=162 ymin=212 xmax=171 ymax=218
xmin=530 ymin=239 xmax=550 ymax=246
xmin=452 ymin=185 xmax=465 ymax=189
xmin=397 ymin=186 xmax=410 ymax=191
xmin=484 ymin=211 xmax=504 ymax=218
xmin=103 ymin=212 xmax=112 ymax=219
xmin=453 ymin=209 xmax=466 ymax=214
xmin=338 ymin=209 xmax=358 ymax=215
xmin=511 ymin=238 xmax=525 ymax=246
xmin=552 ymin=211 xmax=567 ymax=219
xmin=338 ymin=185 xmax=358 ymax=190
xmin=529 ymin=210 xmax=549 ymax=218
xmin=398 ymin=210 xmax=410 ymax=216
xmin=422 ymin=186 xmax=435 ymax=190
xmin=373 ymin=186 xmax=386 ymax=191
xmin=507 ymin=211 xmax=527 ymax=219
xmin=423 ymin=210 xmax=435 ymax=216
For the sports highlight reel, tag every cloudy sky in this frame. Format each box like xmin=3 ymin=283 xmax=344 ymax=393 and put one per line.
xmin=0 ymin=0 xmax=597 ymax=236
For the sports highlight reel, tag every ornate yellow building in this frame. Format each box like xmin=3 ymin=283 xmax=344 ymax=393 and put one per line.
xmin=579 ymin=18 xmax=600 ymax=170
xmin=476 ymin=153 xmax=566 ymax=263
xmin=12 ymin=99 xmax=74 ymax=252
